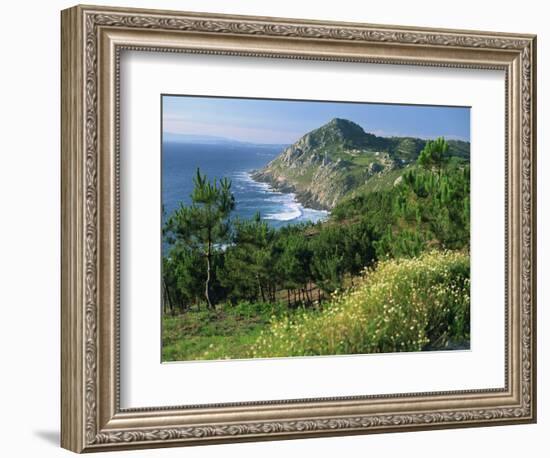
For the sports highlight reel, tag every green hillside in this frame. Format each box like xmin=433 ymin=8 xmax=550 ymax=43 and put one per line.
xmin=252 ymin=118 xmax=469 ymax=210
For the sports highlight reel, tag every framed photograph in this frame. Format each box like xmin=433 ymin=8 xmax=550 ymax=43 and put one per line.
xmin=61 ymin=4 xmax=537 ymax=453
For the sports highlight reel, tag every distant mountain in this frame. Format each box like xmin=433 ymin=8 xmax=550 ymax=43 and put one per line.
xmin=163 ymin=132 xmax=288 ymax=149
xmin=252 ymin=118 xmax=470 ymax=210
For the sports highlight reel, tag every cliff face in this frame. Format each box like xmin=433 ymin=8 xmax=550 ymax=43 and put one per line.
xmin=252 ymin=118 xmax=470 ymax=210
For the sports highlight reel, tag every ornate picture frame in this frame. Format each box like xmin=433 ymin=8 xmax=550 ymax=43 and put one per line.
xmin=61 ymin=4 xmax=536 ymax=453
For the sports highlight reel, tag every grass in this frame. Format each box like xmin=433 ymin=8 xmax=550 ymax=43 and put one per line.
xmin=163 ymin=250 xmax=470 ymax=361
xmin=162 ymin=301 xmax=294 ymax=361
xmin=353 ymin=167 xmax=408 ymax=194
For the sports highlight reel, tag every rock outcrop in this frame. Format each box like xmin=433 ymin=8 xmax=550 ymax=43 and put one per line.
xmin=252 ymin=118 xmax=469 ymax=210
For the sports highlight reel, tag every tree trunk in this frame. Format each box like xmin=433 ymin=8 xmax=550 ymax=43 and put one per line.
xmin=257 ymin=274 xmax=266 ymax=302
xmin=162 ymin=278 xmax=173 ymax=315
xmin=205 ymin=241 xmax=213 ymax=309
xmin=303 ymin=287 xmax=311 ymax=305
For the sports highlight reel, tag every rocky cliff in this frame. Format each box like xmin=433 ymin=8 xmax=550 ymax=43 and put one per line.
xmin=252 ymin=118 xmax=469 ymax=210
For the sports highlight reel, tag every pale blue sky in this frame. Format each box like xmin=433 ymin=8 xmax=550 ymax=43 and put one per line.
xmin=162 ymin=95 xmax=470 ymax=144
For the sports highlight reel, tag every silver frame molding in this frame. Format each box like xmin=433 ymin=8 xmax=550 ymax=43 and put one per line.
xmin=61 ymin=4 xmax=537 ymax=453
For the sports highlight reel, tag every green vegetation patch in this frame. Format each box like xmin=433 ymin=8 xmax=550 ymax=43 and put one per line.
xmin=162 ymin=301 xmax=293 ymax=361
xmin=162 ymin=136 xmax=471 ymax=361
xmin=250 ymin=250 xmax=470 ymax=358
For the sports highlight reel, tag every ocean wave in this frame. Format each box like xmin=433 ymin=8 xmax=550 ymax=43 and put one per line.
xmin=265 ymin=193 xmax=291 ymax=203
xmin=232 ymin=171 xmax=273 ymax=192
xmin=264 ymin=204 xmax=303 ymax=221
xmin=262 ymin=187 xmax=303 ymax=221
xmin=232 ymin=170 xmax=329 ymax=224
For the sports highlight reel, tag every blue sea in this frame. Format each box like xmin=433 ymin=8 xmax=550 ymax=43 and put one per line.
xmin=162 ymin=141 xmax=329 ymax=230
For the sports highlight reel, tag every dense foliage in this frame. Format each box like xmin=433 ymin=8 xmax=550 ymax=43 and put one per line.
xmin=164 ymin=169 xmax=234 ymax=308
xmin=251 ymin=250 xmax=470 ymax=357
xmin=332 ymin=164 xmax=470 ymax=258
xmin=163 ymin=184 xmax=379 ymax=311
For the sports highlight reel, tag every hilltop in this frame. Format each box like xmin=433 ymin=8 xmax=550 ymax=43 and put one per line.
xmin=252 ymin=118 xmax=469 ymax=210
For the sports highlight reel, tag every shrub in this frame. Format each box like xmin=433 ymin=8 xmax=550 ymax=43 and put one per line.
xmin=222 ymin=300 xmax=288 ymax=320
xmin=250 ymin=250 xmax=470 ymax=358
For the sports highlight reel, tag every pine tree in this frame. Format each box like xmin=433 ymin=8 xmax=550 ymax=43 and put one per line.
xmin=220 ymin=212 xmax=276 ymax=303
xmin=417 ymin=137 xmax=449 ymax=174
xmin=165 ymin=168 xmax=235 ymax=308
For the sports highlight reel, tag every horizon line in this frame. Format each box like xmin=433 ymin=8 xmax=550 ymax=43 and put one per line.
xmin=162 ymin=126 xmax=471 ymax=145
